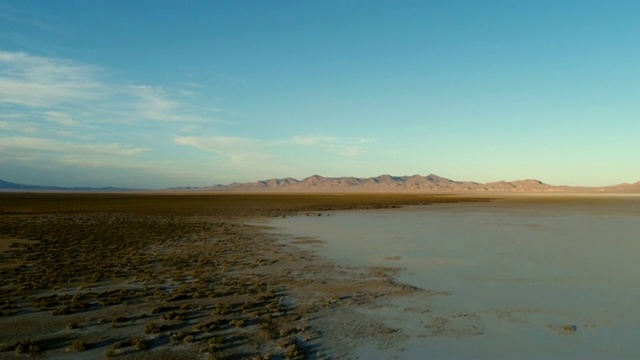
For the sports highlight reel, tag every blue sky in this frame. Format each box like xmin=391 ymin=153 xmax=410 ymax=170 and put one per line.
xmin=1 ymin=1 xmax=639 ymax=188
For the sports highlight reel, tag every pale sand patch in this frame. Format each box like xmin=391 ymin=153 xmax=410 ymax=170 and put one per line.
xmin=0 ymin=237 xmax=37 ymax=269
xmin=0 ymin=237 xmax=36 ymax=253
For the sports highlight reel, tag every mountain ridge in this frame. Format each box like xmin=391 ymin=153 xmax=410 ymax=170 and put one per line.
xmin=1 ymin=176 xmax=639 ymax=193
xmin=0 ymin=179 xmax=132 ymax=192
xmin=198 ymin=175 xmax=640 ymax=193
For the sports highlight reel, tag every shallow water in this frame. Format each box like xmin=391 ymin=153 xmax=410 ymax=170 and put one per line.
xmin=270 ymin=198 xmax=640 ymax=359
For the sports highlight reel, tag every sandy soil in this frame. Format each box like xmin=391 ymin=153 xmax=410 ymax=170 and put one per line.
xmin=0 ymin=193 xmax=488 ymax=359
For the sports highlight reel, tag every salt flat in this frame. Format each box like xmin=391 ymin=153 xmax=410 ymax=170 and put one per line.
xmin=271 ymin=196 xmax=640 ymax=359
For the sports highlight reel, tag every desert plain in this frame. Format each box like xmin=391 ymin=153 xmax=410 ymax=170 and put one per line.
xmin=0 ymin=193 xmax=489 ymax=359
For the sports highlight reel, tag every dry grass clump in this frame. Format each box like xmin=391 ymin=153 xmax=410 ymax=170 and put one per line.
xmin=144 ymin=323 xmax=168 ymax=334
xmin=132 ymin=338 xmax=150 ymax=350
xmin=67 ymin=321 xmax=80 ymax=330
xmin=151 ymin=304 xmax=177 ymax=314
xmin=192 ymin=319 xmax=226 ymax=333
xmin=169 ymin=331 xmax=188 ymax=344
xmin=183 ymin=334 xmax=196 ymax=344
xmin=230 ymin=319 xmax=246 ymax=328
xmin=200 ymin=336 xmax=224 ymax=354
xmin=211 ymin=302 xmax=230 ymax=316
xmin=52 ymin=305 xmax=71 ymax=316
xmin=112 ymin=315 xmax=128 ymax=323
xmin=32 ymin=294 xmax=59 ymax=311
xmin=7 ymin=339 xmax=41 ymax=356
xmin=112 ymin=337 xmax=149 ymax=351
xmin=277 ymin=337 xmax=306 ymax=360
xmin=258 ymin=323 xmax=278 ymax=340
xmin=162 ymin=310 xmax=185 ymax=321
xmin=68 ymin=339 xmax=88 ymax=352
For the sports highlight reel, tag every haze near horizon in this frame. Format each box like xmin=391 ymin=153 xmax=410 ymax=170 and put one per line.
xmin=1 ymin=1 xmax=639 ymax=189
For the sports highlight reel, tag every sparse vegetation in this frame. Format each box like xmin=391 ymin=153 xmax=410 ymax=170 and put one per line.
xmin=67 ymin=321 xmax=80 ymax=329
xmin=132 ymin=338 xmax=149 ymax=350
xmin=12 ymin=339 xmax=41 ymax=355
xmin=68 ymin=339 xmax=88 ymax=352
xmin=183 ymin=334 xmax=196 ymax=344
xmin=144 ymin=323 xmax=168 ymax=334
xmin=0 ymin=193 xmax=481 ymax=358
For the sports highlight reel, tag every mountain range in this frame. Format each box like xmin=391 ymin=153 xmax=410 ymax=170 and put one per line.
xmin=1 ymin=175 xmax=639 ymax=193
xmin=198 ymin=174 xmax=640 ymax=193
xmin=0 ymin=179 xmax=130 ymax=192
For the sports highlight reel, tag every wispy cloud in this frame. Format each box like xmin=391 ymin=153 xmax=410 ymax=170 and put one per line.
xmin=174 ymin=135 xmax=259 ymax=152
xmin=0 ymin=51 xmax=233 ymax=187
xmin=0 ymin=51 xmax=102 ymax=107
xmin=128 ymin=85 xmax=184 ymax=122
xmin=42 ymin=111 xmax=83 ymax=127
xmin=174 ymin=133 xmax=377 ymax=170
xmin=0 ymin=51 xmax=219 ymax=125
xmin=0 ymin=50 xmax=376 ymax=187
xmin=173 ymin=135 xmax=273 ymax=165
xmin=0 ymin=136 xmax=148 ymax=156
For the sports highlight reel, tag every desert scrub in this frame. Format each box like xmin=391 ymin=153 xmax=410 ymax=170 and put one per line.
xmin=201 ymin=337 xmax=224 ymax=353
xmin=151 ymin=304 xmax=177 ymax=314
xmin=111 ymin=315 xmax=128 ymax=328
xmin=144 ymin=323 xmax=168 ymax=334
xmin=111 ymin=337 xmax=148 ymax=351
xmin=230 ymin=319 xmax=246 ymax=328
xmin=52 ymin=305 xmax=71 ymax=315
xmin=13 ymin=339 xmax=41 ymax=355
xmin=279 ymin=327 xmax=294 ymax=337
xmin=169 ymin=331 xmax=187 ymax=344
xmin=283 ymin=342 xmax=305 ymax=360
xmin=161 ymin=311 xmax=184 ymax=321
xmin=67 ymin=321 xmax=80 ymax=329
xmin=132 ymin=338 xmax=149 ymax=350
xmin=183 ymin=335 xmax=196 ymax=344
xmin=259 ymin=323 xmax=277 ymax=340
xmin=112 ymin=315 xmax=128 ymax=323
xmin=278 ymin=338 xmax=306 ymax=360
xmin=68 ymin=339 xmax=88 ymax=352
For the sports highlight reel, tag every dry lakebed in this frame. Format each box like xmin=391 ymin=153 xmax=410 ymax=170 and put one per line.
xmin=1 ymin=193 xmax=639 ymax=359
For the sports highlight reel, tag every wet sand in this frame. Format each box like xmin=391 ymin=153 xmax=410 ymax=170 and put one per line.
xmin=0 ymin=193 xmax=487 ymax=359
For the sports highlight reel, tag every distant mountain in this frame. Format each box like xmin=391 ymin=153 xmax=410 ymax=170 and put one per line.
xmin=197 ymin=174 xmax=640 ymax=193
xmin=0 ymin=179 xmax=131 ymax=192
xmin=607 ymin=181 xmax=640 ymax=193
xmin=3 ymin=175 xmax=639 ymax=193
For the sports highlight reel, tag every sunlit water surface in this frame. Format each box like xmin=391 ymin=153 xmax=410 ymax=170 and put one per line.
xmin=269 ymin=198 xmax=640 ymax=359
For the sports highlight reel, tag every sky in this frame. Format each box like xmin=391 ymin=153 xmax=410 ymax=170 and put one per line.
xmin=1 ymin=1 xmax=639 ymax=189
